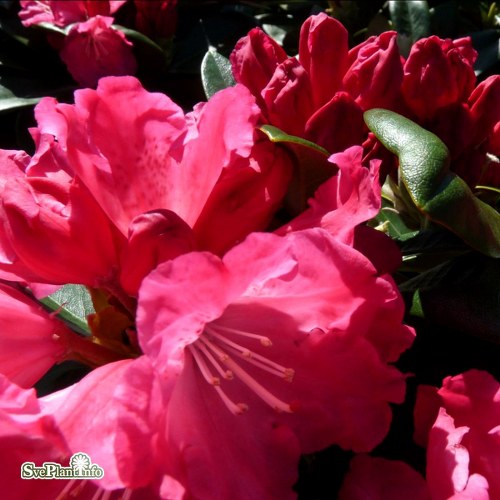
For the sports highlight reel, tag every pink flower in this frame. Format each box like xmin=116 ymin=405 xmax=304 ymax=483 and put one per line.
xmin=19 ymin=0 xmax=126 ymax=27
xmin=60 ymin=16 xmax=137 ymax=88
xmin=0 ymin=373 xmax=71 ymax=499
xmin=276 ymin=145 xmax=403 ymax=276
xmin=338 ymin=455 xmax=430 ymax=500
xmin=0 ymin=98 xmax=124 ymax=287
xmin=343 ymin=31 xmax=403 ymax=110
xmin=60 ymin=77 xmax=290 ymax=265
xmin=232 ymin=14 xmax=500 ymax=188
xmin=40 ymin=357 xmax=185 ymax=496
xmin=414 ymin=370 xmax=500 ymax=499
xmin=136 ymin=228 xmax=414 ymax=498
xmin=231 ymin=13 xmax=402 ymax=154
xmin=0 ymin=283 xmax=69 ymax=387
xmin=402 ymin=36 xmax=477 ymax=122
xmin=0 ymin=77 xmax=290 ymax=295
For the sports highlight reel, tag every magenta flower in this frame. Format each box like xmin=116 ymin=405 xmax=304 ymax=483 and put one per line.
xmin=19 ymin=0 xmax=126 ymax=27
xmin=59 ymin=16 xmax=137 ymax=88
xmin=0 ymin=283 xmax=69 ymax=387
xmin=0 ymin=97 xmax=124 ymax=286
xmin=414 ymin=370 xmax=500 ymax=499
xmin=40 ymin=357 xmax=185 ymax=496
xmin=231 ymin=13 xmax=402 ymax=154
xmin=0 ymin=77 xmax=290 ymax=295
xmin=135 ymin=228 xmax=414 ymax=498
xmin=401 ymin=36 xmax=477 ymax=122
xmin=0 ymin=373 xmax=71 ymax=499
xmin=232 ymin=14 xmax=500 ymax=188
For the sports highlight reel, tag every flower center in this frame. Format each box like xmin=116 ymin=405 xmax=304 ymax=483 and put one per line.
xmin=188 ymin=323 xmax=295 ymax=415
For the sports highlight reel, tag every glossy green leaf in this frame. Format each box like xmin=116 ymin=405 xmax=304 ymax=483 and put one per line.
xmin=364 ymin=109 xmax=500 ymax=257
xmin=260 ymin=125 xmax=329 ymax=155
xmin=0 ymin=84 xmax=40 ymax=112
xmin=201 ymin=48 xmax=236 ymax=99
xmin=260 ymin=125 xmax=334 ymax=216
xmin=389 ymin=0 xmax=431 ymax=56
xmin=40 ymin=284 xmax=94 ymax=335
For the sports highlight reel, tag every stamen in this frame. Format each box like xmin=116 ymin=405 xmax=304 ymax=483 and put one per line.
xmin=198 ymin=334 xmax=229 ymax=362
xmin=188 ymin=345 xmax=220 ymax=386
xmin=221 ymin=356 xmax=292 ymax=413
xmin=192 ymin=325 xmax=295 ymax=415
xmin=195 ymin=340 xmax=234 ymax=380
xmin=206 ymin=327 xmax=294 ymax=381
xmin=229 ymin=348 xmax=295 ymax=382
xmin=214 ymin=385 xmax=248 ymax=415
xmin=211 ymin=324 xmax=273 ymax=346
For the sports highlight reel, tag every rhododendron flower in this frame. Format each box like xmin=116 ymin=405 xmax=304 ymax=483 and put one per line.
xmin=40 ymin=357 xmax=185 ymax=497
xmin=401 ymin=37 xmax=500 ymax=187
xmin=0 ymin=282 xmax=70 ymax=387
xmin=335 ymin=371 xmax=499 ymax=500
xmin=276 ymin=145 xmax=402 ymax=275
xmin=19 ymin=0 xmax=126 ymax=27
xmin=0 ymin=109 xmax=125 ymax=286
xmin=414 ymin=370 xmax=500 ymax=499
xmin=0 ymin=77 xmax=290 ymax=295
xmin=136 ymin=228 xmax=414 ymax=498
xmin=0 ymin=373 xmax=71 ymax=500
xmin=60 ymin=16 xmax=137 ymax=88
xmin=231 ymin=13 xmax=402 ymax=154
xmin=401 ymin=36 xmax=477 ymax=122
xmin=232 ymin=14 xmax=500 ymax=187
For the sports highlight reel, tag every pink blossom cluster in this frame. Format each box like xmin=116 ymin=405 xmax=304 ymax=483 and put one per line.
xmin=0 ymin=11 xmax=498 ymax=500
xmin=340 ymin=370 xmax=500 ymax=500
xmin=0 ymin=73 xmax=415 ymax=498
xmin=231 ymin=13 xmax=500 ymax=187
xmin=19 ymin=0 xmax=177 ymax=87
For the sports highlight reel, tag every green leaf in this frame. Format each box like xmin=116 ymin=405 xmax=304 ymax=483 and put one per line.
xmin=364 ymin=109 xmax=500 ymax=258
xmin=40 ymin=284 xmax=95 ymax=335
xmin=201 ymin=48 xmax=236 ymax=99
xmin=389 ymin=0 xmax=431 ymax=56
xmin=259 ymin=125 xmax=334 ymax=216
xmin=0 ymin=83 xmax=40 ymax=112
xmin=260 ymin=125 xmax=329 ymax=155
xmin=373 ymin=199 xmax=418 ymax=240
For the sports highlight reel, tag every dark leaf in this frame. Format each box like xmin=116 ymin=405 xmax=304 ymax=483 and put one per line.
xmin=201 ymin=47 xmax=235 ymax=99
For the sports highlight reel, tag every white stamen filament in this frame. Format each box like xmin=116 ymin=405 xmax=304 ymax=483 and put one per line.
xmin=214 ymin=385 xmax=248 ymax=415
xmin=187 ymin=345 xmax=220 ymax=386
xmin=205 ymin=326 xmax=294 ymax=381
xmin=220 ymin=355 xmax=292 ymax=413
xmin=195 ymin=340 xmax=234 ymax=380
xmin=190 ymin=324 xmax=295 ymax=414
xmin=211 ymin=323 xmax=273 ymax=346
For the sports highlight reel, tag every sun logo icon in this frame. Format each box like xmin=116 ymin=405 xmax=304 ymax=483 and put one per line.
xmin=70 ymin=452 xmax=91 ymax=476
